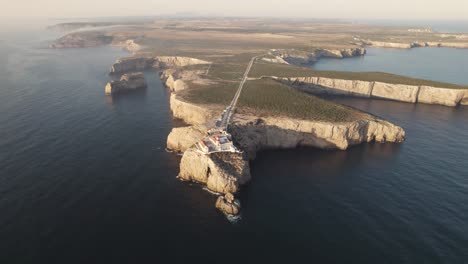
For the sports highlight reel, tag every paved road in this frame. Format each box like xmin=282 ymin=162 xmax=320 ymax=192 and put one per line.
xmin=219 ymin=56 xmax=257 ymax=129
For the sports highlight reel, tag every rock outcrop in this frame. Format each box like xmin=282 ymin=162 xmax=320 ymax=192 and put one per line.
xmin=215 ymin=193 xmax=241 ymax=215
xmin=110 ymin=57 xmax=156 ymax=74
xmin=279 ymin=77 xmax=468 ymax=107
xmin=105 ymin=72 xmax=147 ymax=94
xmin=179 ymin=149 xmax=251 ymax=194
xmin=166 ymin=126 xmax=206 ymax=152
xmin=154 ymin=56 xmax=211 ymax=68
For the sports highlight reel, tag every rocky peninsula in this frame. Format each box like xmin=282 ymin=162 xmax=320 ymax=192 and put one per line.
xmin=50 ymin=17 xmax=468 ymax=217
xmin=153 ymin=59 xmax=406 ymax=216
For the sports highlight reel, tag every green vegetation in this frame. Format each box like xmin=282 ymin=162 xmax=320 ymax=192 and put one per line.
xmin=179 ymin=81 xmax=239 ymax=105
xmin=250 ymin=62 xmax=468 ymax=89
xmin=238 ymin=79 xmax=362 ymax=122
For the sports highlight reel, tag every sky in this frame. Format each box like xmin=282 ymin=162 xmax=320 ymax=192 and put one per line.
xmin=1 ymin=0 xmax=468 ymax=20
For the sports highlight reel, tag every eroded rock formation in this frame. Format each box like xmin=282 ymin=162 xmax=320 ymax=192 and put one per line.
xmin=215 ymin=193 xmax=241 ymax=215
xmin=105 ymin=72 xmax=147 ymax=94
xmin=179 ymin=149 xmax=251 ymax=194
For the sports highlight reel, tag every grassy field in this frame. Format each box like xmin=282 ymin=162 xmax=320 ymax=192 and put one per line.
xmin=237 ymin=79 xmax=362 ymax=122
xmin=179 ymin=81 xmax=239 ymax=105
xmin=250 ymin=62 xmax=468 ymax=89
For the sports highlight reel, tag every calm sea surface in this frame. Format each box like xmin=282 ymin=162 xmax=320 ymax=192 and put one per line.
xmin=1 ymin=29 xmax=468 ymax=263
xmin=313 ymin=47 xmax=468 ymax=85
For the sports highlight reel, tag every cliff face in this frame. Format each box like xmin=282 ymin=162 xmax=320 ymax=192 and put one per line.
xmin=110 ymin=56 xmax=211 ymax=74
xmin=110 ymin=57 xmax=155 ymax=74
xmin=372 ymin=82 xmax=419 ymax=103
xmin=166 ymin=126 xmax=206 ymax=152
xmin=105 ymin=72 xmax=147 ymax=94
xmin=169 ymin=94 xmax=218 ymax=125
xmin=174 ymin=110 xmax=404 ymax=198
xmin=229 ymin=115 xmax=405 ymax=159
xmin=154 ymin=56 xmax=210 ymax=68
xmin=280 ymin=77 xmax=468 ymax=107
xmin=361 ymin=40 xmax=468 ymax=49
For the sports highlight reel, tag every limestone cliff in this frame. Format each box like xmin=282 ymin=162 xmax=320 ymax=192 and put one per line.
xmin=169 ymin=94 xmax=218 ymax=125
xmin=166 ymin=126 xmax=206 ymax=152
xmin=229 ymin=114 xmax=405 ymax=159
xmin=153 ymin=56 xmax=210 ymax=68
xmin=179 ymin=149 xmax=251 ymax=194
xmin=360 ymin=40 xmax=468 ymax=49
xmin=270 ymin=47 xmax=366 ymax=66
xmin=279 ymin=76 xmax=468 ymax=107
xmin=174 ymin=111 xmax=405 ymax=204
xmin=105 ymin=72 xmax=147 ymax=94
xmin=110 ymin=57 xmax=155 ymax=74
xmin=110 ymin=56 xmax=211 ymax=74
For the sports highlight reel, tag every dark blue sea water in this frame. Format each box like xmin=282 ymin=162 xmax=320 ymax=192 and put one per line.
xmin=313 ymin=47 xmax=468 ymax=85
xmin=1 ymin=28 xmax=468 ymax=263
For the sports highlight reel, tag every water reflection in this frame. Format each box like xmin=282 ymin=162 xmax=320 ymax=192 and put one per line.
xmin=105 ymin=88 xmax=148 ymax=107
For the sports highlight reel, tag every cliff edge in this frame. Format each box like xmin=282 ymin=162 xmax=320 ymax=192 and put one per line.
xmin=278 ymin=76 xmax=468 ymax=107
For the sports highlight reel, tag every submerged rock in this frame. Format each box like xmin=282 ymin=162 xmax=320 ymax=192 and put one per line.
xmin=105 ymin=72 xmax=147 ymax=94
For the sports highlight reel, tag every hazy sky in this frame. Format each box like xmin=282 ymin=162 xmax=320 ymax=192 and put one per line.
xmin=2 ymin=0 xmax=468 ymax=20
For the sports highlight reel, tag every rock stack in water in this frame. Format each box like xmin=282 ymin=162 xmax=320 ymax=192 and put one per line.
xmin=215 ymin=193 xmax=241 ymax=215
xmin=105 ymin=72 xmax=147 ymax=94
